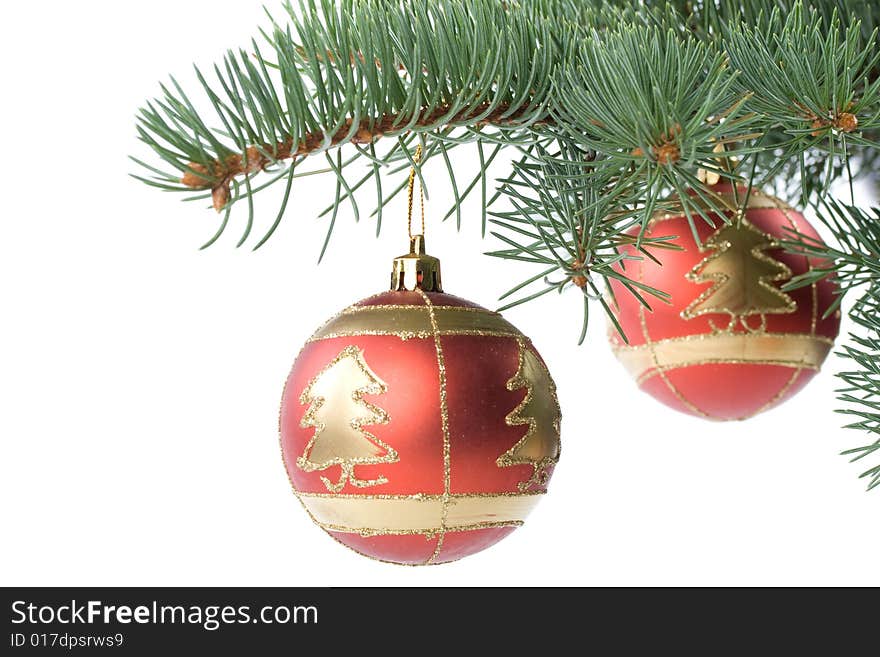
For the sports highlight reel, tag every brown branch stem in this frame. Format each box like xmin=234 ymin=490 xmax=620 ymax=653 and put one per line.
xmin=181 ymin=102 xmax=546 ymax=211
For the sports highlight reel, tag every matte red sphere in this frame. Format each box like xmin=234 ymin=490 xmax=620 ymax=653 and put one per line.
xmin=280 ymin=290 xmax=561 ymax=565
xmin=608 ymin=185 xmax=839 ymax=421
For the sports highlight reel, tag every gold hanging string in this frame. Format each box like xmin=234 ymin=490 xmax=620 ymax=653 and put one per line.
xmin=407 ymin=144 xmax=426 ymax=239
xmin=391 ymin=142 xmax=443 ymax=292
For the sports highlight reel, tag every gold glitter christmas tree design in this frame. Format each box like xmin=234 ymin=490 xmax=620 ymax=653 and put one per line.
xmin=297 ymin=346 xmax=398 ymax=493
xmin=682 ymin=218 xmax=797 ymax=332
xmin=497 ymin=340 xmax=561 ymax=492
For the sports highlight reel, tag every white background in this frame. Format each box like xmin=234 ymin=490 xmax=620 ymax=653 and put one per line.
xmin=2 ymin=1 xmax=877 ymax=586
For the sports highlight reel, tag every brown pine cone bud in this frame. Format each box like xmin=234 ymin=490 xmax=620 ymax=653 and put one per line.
xmin=652 ymin=142 xmax=680 ymax=165
xmin=212 ymin=182 xmax=230 ymax=212
xmin=570 ymin=260 xmax=588 ymax=288
xmin=834 ymin=112 xmax=858 ymax=133
xmin=181 ymin=163 xmax=213 ymax=189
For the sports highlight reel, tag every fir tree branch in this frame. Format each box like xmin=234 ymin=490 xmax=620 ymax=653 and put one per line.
xmin=837 ymin=289 xmax=880 ymax=491
xmin=487 ymin=138 xmax=682 ymax=343
xmin=134 ymin=0 xmax=880 ymax=244
xmin=783 ymin=200 xmax=880 ymax=490
xmin=136 ymin=0 xmax=557 ymax=217
xmin=549 ymin=22 xmax=760 ymax=234
xmin=725 ymin=2 xmax=880 ymax=201
xmin=178 ymin=102 xmax=543 ymax=203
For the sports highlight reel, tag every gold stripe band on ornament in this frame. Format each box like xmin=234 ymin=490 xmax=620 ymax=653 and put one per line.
xmin=297 ymin=492 xmax=543 ymax=536
xmin=416 ymin=288 xmax=453 ymax=564
xmin=611 ymin=332 xmax=834 ymax=384
xmin=307 ymin=305 xmax=524 ymax=342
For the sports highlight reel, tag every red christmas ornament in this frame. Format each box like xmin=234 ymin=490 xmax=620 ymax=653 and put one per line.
xmin=608 ymin=185 xmax=839 ymax=421
xmin=280 ymin=236 xmax=561 ymax=565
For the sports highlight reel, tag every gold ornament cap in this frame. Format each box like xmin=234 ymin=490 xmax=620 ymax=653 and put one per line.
xmin=390 ymin=235 xmax=442 ymax=292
